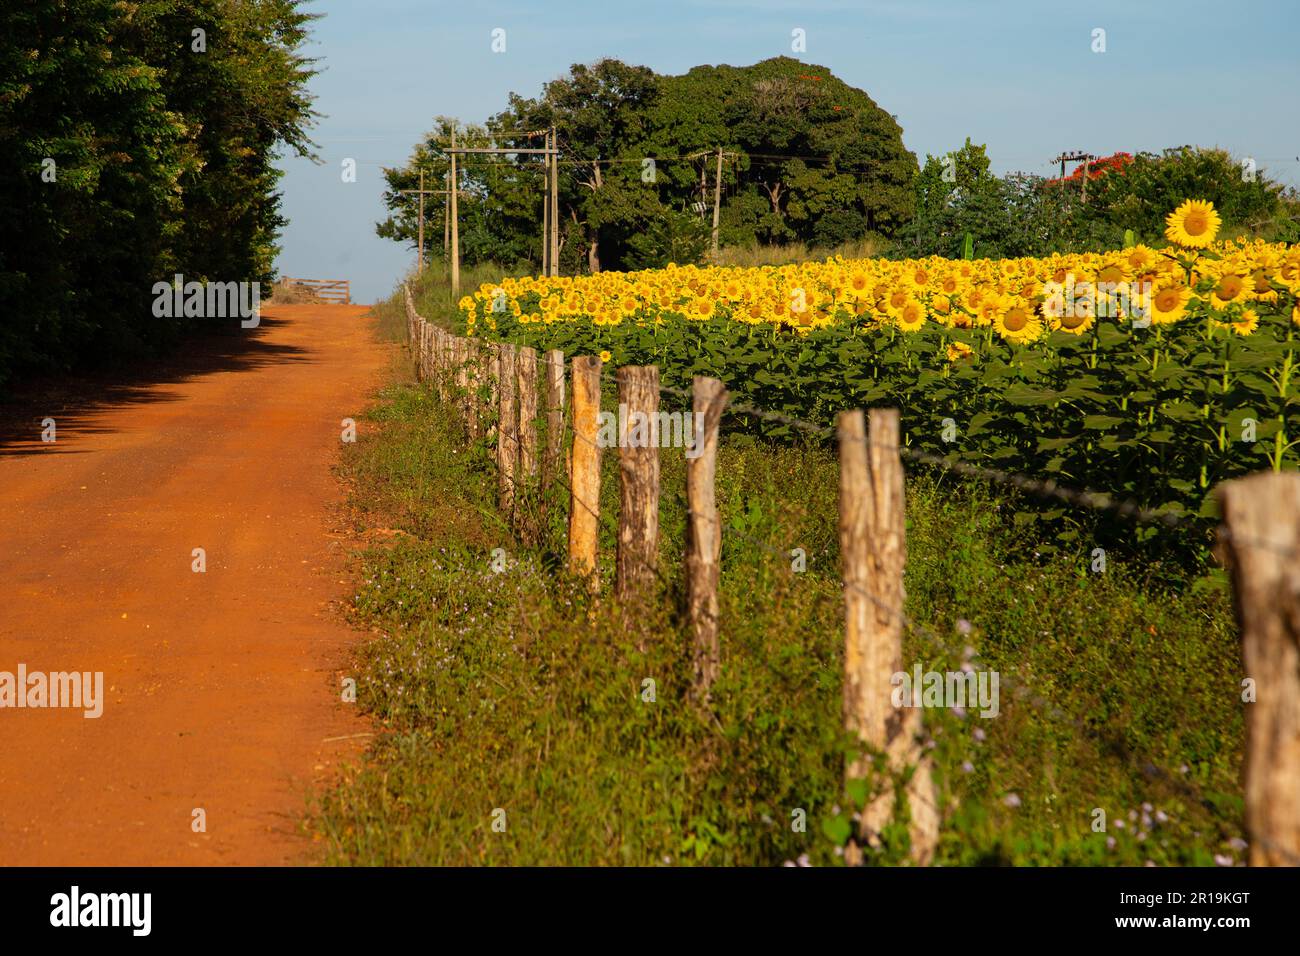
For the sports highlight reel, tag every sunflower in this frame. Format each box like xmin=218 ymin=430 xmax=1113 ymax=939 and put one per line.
xmin=1213 ymin=307 xmax=1259 ymax=337
xmin=1047 ymin=297 xmax=1095 ymax=335
xmin=946 ymin=340 xmax=975 ymax=363
xmin=1293 ymin=302 xmax=1300 ymax=328
xmin=974 ymin=293 xmax=1004 ymax=328
xmin=1164 ymin=199 xmax=1221 ymax=249
xmin=1123 ymin=245 xmax=1157 ymax=273
xmin=1209 ymin=271 xmax=1247 ymax=309
xmin=1248 ymin=269 xmax=1278 ymax=304
xmin=895 ymin=296 xmax=927 ymax=332
xmin=1149 ymin=282 xmax=1191 ymax=324
xmin=994 ymin=299 xmax=1042 ymax=344
xmin=688 ymin=297 xmax=715 ymax=321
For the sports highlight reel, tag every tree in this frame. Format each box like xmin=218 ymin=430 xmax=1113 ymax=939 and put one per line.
xmin=1087 ymin=146 xmax=1293 ymax=243
xmin=378 ymin=56 xmax=918 ymax=272
xmin=0 ymin=0 xmax=318 ymax=387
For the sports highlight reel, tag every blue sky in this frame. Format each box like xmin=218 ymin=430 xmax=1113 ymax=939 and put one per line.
xmin=274 ymin=0 xmax=1300 ymax=303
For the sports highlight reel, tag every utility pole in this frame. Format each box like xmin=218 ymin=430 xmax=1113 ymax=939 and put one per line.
xmin=417 ymin=168 xmax=425 ymax=274
xmin=1052 ymin=150 xmax=1095 ymax=202
xmin=398 ymin=170 xmax=447 ymax=276
xmin=444 ymin=138 xmax=561 ymax=288
xmin=443 ymin=169 xmax=450 ymax=253
xmin=449 ymin=127 xmax=459 ymax=298
xmin=542 ymin=131 xmax=550 ymax=276
xmin=712 ymin=146 xmax=724 ymax=257
xmin=549 ymin=126 xmax=559 ymax=277
xmin=688 ymin=148 xmax=736 ymax=259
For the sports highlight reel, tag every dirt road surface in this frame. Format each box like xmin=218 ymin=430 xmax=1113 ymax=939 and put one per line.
xmin=0 ymin=304 xmax=391 ymax=865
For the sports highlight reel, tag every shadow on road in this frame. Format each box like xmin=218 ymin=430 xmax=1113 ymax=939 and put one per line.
xmin=0 ymin=311 xmax=310 ymax=458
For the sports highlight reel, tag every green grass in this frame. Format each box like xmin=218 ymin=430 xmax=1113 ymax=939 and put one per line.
xmin=309 ymin=325 xmax=1248 ymax=865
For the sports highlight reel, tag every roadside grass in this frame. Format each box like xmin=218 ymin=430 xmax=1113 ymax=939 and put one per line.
xmin=310 ymin=337 xmax=1247 ymax=866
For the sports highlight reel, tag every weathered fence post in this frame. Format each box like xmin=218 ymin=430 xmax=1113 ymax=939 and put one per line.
xmin=568 ymin=355 xmax=602 ymax=586
xmin=497 ymin=343 xmax=518 ymax=518
xmin=616 ymin=366 xmax=660 ymax=599
xmin=465 ymin=338 xmax=481 ymax=439
xmin=419 ymin=320 xmax=429 ymax=382
xmin=422 ymin=322 xmax=432 ymax=383
xmin=517 ymin=347 xmax=539 ymax=481
xmin=544 ymin=349 xmax=566 ymax=486
xmin=436 ymin=329 xmax=448 ymax=402
xmin=454 ymin=336 xmax=469 ymax=427
xmin=686 ymin=376 xmax=727 ymax=701
xmin=486 ymin=344 xmax=500 ymax=444
xmin=1217 ymin=471 xmax=1300 ymax=867
xmin=837 ymin=408 xmax=937 ymax=866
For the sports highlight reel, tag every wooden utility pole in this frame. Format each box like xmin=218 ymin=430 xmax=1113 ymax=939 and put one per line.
xmin=1052 ymin=150 xmax=1095 ymax=202
xmin=443 ymin=139 xmax=560 ymax=283
xmin=542 ymin=131 xmax=551 ymax=276
xmin=686 ymin=376 xmax=727 ymax=700
xmin=398 ymin=172 xmax=450 ymax=275
xmin=687 ymin=149 xmax=735 ymax=258
xmin=1217 ymin=472 xmax=1300 ymax=867
xmin=711 ymin=147 xmax=724 ymax=257
xmin=549 ymin=127 xmax=560 ymax=277
xmin=449 ymin=127 xmax=460 ymax=298
xmin=417 ymin=168 xmax=425 ymax=274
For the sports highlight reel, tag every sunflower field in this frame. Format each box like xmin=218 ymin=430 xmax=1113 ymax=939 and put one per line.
xmin=456 ymin=201 xmax=1300 ymax=548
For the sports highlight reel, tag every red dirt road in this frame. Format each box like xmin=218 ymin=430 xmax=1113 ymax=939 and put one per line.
xmin=0 ymin=304 xmax=392 ymax=865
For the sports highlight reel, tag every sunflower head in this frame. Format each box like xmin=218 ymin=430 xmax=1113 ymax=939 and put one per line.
xmin=1165 ymin=199 xmax=1221 ymax=249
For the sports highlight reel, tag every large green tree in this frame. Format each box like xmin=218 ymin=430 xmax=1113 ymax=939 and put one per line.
xmin=0 ymin=0 xmax=317 ymax=386
xmin=379 ymin=57 xmax=917 ymax=273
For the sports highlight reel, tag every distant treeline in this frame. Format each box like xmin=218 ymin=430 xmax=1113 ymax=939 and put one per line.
xmin=0 ymin=0 xmax=318 ymax=388
xmin=379 ymin=57 xmax=1298 ymax=272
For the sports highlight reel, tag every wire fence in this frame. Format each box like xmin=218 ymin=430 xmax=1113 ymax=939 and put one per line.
xmin=404 ymin=290 xmax=1300 ymax=865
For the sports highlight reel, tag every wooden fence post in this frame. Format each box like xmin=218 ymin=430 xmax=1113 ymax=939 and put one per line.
xmin=497 ymin=343 xmax=518 ymax=518
xmin=837 ymin=407 xmax=937 ymax=866
xmin=517 ymin=347 xmax=539 ymax=481
xmin=568 ymin=355 xmax=602 ymax=586
xmin=465 ymin=338 xmax=480 ymax=439
xmin=418 ymin=320 xmax=429 ymax=382
xmin=616 ymin=366 xmax=660 ymax=599
xmin=544 ymin=349 xmax=566 ymax=486
xmin=486 ymin=344 xmax=500 ymax=444
xmin=1217 ymin=471 xmax=1300 ymax=867
xmin=436 ymin=329 xmax=448 ymax=402
xmin=686 ymin=376 xmax=727 ymax=700
xmin=454 ymin=336 xmax=469 ymax=427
